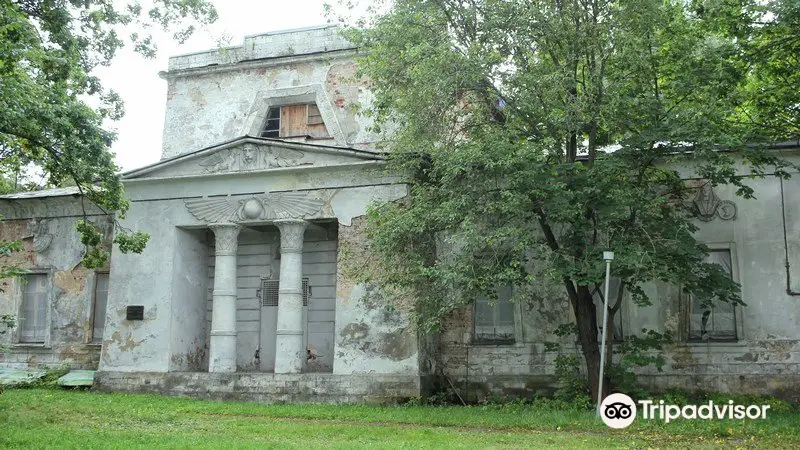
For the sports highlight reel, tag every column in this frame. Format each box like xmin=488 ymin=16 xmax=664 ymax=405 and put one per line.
xmin=274 ymin=219 xmax=308 ymax=373
xmin=209 ymin=223 xmax=241 ymax=373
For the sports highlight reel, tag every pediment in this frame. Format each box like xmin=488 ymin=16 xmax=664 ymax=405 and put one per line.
xmin=123 ymin=136 xmax=382 ymax=180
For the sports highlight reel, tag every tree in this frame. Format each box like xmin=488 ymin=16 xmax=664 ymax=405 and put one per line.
xmin=740 ymin=0 xmax=800 ymax=139
xmin=0 ymin=0 xmax=218 ymax=270
xmin=342 ymin=0 xmax=794 ymax=403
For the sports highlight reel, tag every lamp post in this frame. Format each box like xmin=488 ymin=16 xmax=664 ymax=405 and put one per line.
xmin=596 ymin=250 xmax=614 ymax=416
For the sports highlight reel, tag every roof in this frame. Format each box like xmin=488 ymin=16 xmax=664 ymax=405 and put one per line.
xmin=0 ymin=186 xmax=82 ymax=200
xmin=121 ymin=135 xmax=386 ymax=180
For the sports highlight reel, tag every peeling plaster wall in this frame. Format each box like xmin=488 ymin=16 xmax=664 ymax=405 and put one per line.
xmin=100 ymin=199 xmax=179 ymax=372
xmin=168 ymin=228 xmax=209 ymax=372
xmin=161 ymin=27 xmax=378 ymax=158
xmin=435 ymin=162 xmax=800 ymax=402
xmin=103 ymin=152 xmax=410 ymax=380
xmin=0 ymin=197 xmax=112 ymax=370
xmin=333 ymin=216 xmax=420 ymax=375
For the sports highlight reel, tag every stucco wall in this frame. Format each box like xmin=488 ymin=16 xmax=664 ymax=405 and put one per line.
xmin=161 ymin=26 xmax=377 ymax=158
xmin=103 ymin=145 xmax=415 ymax=378
xmin=0 ymin=196 xmax=112 ymax=369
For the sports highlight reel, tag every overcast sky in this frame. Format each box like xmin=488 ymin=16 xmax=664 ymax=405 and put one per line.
xmin=95 ymin=1 xmax=332 ymax=171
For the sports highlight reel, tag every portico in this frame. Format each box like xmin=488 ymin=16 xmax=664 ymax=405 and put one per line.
xmin=205 ymin=218 xmax=311 ymax=374
xmin=94 ymin=136 xmax=420 ymax=401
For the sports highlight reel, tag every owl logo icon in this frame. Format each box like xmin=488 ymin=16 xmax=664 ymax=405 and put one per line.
xmin=600 ymin=393 xmax=637 ymax=428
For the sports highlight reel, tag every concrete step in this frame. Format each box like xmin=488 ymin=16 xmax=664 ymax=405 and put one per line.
xmin=58 ymin=370 xmax=95 ymax=387
xmin=0 ymin=367 xmax=46 ymax=385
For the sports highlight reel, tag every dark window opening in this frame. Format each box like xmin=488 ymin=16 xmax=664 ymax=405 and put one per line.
xmin=260 ymin=107 xmax=281 ymax=138
xmin=19 ymin=273 xmax=48 ymax=343
xmin=688 ymin=249 xmax=737 ymax=341
xmin=473 ymin=285 xmax=515 ymax=344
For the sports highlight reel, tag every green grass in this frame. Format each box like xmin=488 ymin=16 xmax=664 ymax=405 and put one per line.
xmin=0 ymin=389 xmax=799 ymax=448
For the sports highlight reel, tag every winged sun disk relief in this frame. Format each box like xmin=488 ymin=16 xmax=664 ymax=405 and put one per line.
xmin=185 ymin=192 xmax=325 ymax=223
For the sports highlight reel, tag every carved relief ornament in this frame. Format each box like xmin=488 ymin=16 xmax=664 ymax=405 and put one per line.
xmin=199 ymin=143 xmax=305 ymax=173
xmin=185 ymin=192 xmax=325 ymax=224
xmin=208 ymin=224 xmax=241 ymax=254
xmin=274 ymin=219 xmax=308 ymax=251
xmin=690 ymin=184 xmax=737 ymax=222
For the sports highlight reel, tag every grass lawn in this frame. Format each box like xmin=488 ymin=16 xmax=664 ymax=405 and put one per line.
xmin=1 ymin=389 xmax=799 ymax=449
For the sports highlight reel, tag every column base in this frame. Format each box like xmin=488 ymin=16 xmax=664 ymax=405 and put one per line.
xmin=274 ymin=332 xmax=305 ymax=374
xmin=209 ymin=332 xmax=237 ymax=373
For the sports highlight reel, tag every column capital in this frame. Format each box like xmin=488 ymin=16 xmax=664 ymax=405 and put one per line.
xmin=209 ymin=223 xmax=241 ymax=255
xmin=274 ymin=219 xmax=308 ymax=252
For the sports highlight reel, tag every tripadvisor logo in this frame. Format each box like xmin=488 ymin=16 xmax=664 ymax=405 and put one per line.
xmin=600 ymin=393 xmax=771 ymax=429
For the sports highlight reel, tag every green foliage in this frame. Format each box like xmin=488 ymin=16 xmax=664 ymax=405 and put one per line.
xmin=27 ymin=367 xmax=71 ymax=390
xmin=0 ymin=239 xmax=26 ymax=296
xmin=342 ymin=0 xmax=796 ymax=400
xmin=553 ymin=354 xmax=592 ymax=409
xmin=725 ymin=0 xmax=800 ymax=140
xmin=5 ymin=389 xmax=800 ymax=447
xmin=113 ymin=231 xmax=150 ymax=254
xmin=0 ymin=0 xmax=215 ymax=268
xmin=654 ymin=388 xmax=796 ymax=414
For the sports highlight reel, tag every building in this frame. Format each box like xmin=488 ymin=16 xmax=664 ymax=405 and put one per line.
xmin=1 ymin=26 xmax=799 ymax=402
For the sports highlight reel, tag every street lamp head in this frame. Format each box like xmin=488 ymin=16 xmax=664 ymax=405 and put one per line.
xmin=603 ymin=251 xmax=615 ymax=262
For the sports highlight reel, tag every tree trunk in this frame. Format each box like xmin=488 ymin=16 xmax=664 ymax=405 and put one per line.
xmin=573 ymin=285 xmax=602 ymax=403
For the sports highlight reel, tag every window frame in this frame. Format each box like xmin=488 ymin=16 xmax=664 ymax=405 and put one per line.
xmin=260 ymin=106 xmax=281 ymax=138
xmin=472 ymin=286 xmax=523 ymax=346
xmin=683 ymin=242 xmax=743 ymax=343
xmin=14 ymin=270 xmax=53 ymax=347
xmin=89 ymin=271 xmax=110 ymax=345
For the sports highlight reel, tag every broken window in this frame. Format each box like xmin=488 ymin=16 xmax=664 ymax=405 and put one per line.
xmin=19 ymin=273 xmax=48 ymax=343
xmin=91 ymin=272 xmax=109 ymax=344
xmin=259 ymin=104 xmax=330 ymax=139
xmin=688 ymin=249 xmax=737 ymax=341
xmin=473 ymin=285 xmax=515 ymax=344
xmin=260 ymin=107 xmax=281 ymax=138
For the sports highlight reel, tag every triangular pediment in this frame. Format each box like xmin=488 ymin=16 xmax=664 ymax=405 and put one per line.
xmin=123 ymin=136 xmax=383 ymax=180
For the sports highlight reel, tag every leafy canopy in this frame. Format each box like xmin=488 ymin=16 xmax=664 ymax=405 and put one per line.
xmin=0 ymin=0 xmax=217 ymax=270
xmin=342 ymin=0 xmax=795 ymax=399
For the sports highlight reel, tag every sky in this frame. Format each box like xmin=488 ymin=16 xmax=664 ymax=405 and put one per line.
xmin=94 ymin=1 xmax=333 ymax=171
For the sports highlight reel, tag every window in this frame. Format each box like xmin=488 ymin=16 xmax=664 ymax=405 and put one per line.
xmin=594 ymin=277 xmax=624 ymax=341
xmin=473 ymin=286 xmax=515 ymax=344
xmin=259 ymin=103 xmax=329 ymax=139
xmin=260 ymin=107 xmax=281 ymax=138
xmin=91 ymin=272 xmax=109 ymax=344
xmin=19 ymin=273 xmax=48 ymax=343
xmin=688 ymin=249 xmax=737 ymax=341
xmin=307 ymin=104 xmax=323 ymax=125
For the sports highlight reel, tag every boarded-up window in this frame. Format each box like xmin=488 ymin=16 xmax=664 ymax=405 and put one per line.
xmin=689 ymin=250 xmax=737 ymax=341
xmin=92 ymin=273 xmax=109 ymax=344
xmin=307 ymin=104 xmax=324 ymax=125
xmin=473 ymin=285 xmax=515 ymax=344
xmin=259 ymin=104 xmax=330 ymax=139
xmin=19 ymin=274 xmax=48 ymax=343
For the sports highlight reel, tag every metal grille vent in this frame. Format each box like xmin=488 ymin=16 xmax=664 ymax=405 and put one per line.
xmin=259 ymin=278 xmax=309 ymax=306
xmin=260 ymin=279 xmax=279 ymax=307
